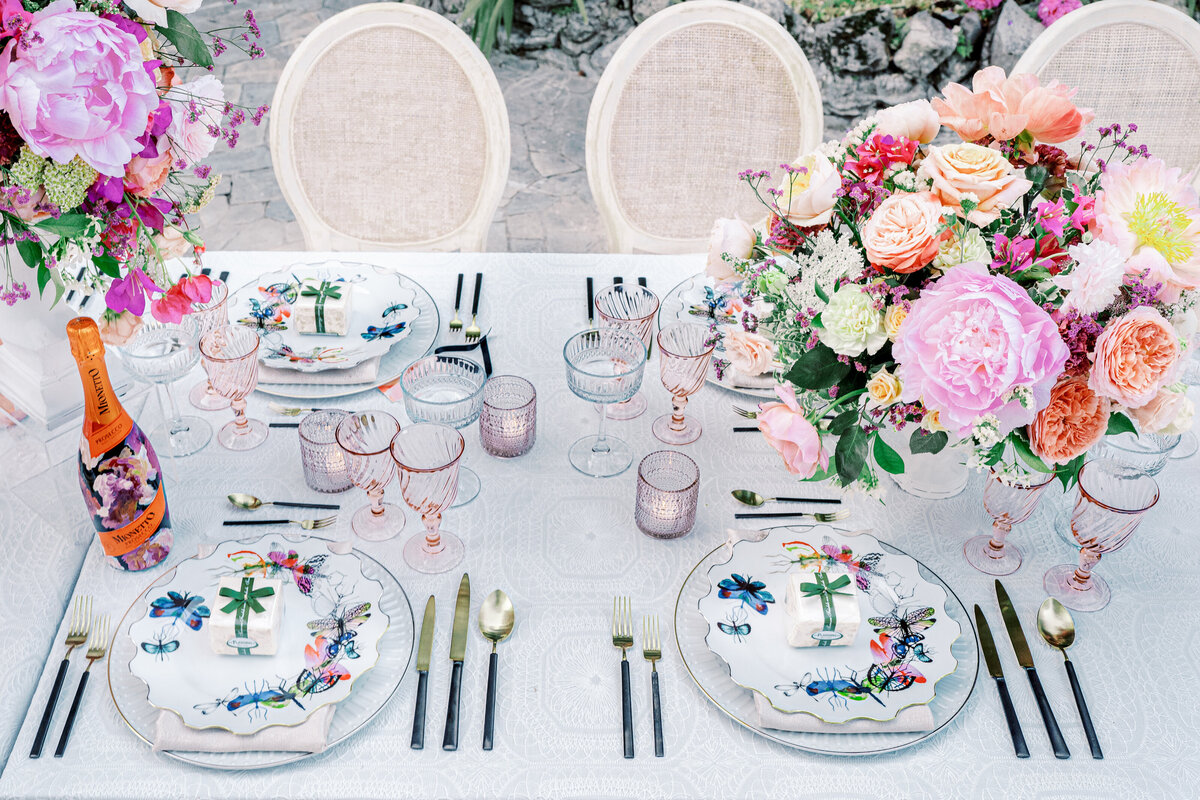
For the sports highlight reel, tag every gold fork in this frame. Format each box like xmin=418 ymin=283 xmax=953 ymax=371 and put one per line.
xmin=449 ymin=273 xmax=464 ymax=333
xmin=30 ymin=595 xmax=91 ymax=758
xmin=643 ymin=616 xmax=664 ymax=758
xmin=222 ymin=516 xmax=337 ymax=530
xmin=54 ymin=615 xmax=109 ymax=757
xmin=732 ymin=405 xmax=758 ymax=420
xmin=734 ymin=509 xmax=850 ymax=522
xmin=612 ymin=596 xmax=634 ymax=759
xmin=464 ymin=273 xmax=483 ymax=342
xmin=268 ymin=402 xmax=322 ymax=417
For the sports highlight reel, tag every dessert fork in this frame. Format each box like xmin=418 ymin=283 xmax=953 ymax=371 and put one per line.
xmin=30 ymin=595 xmax=91 ymax=758
xmin=449 ymin=273 xmax=464 ymax=332
xmin=643 ymin=616 xmax=664 ymax=758
xmin=268 ymin=402 xmax=323 ymax=417
xmin=611 ymin=596 xmax=634 ymax=759
xmin=464 ymin=273 xmax=483 ymax=342
xmin=733 ymin=510 xmax=850 ymax=522
xmin=54 ymin=615 xmax=109 ymax=757
xmin=732 ymin=405 xmax=758 ymax=420
xmin=222 ymin=516 xmax=337 ymax=530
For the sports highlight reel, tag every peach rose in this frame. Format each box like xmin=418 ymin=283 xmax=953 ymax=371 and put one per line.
xmin=98 ymin=311 xmax=144 ymax=347
xmin=1029 ymin=376 xmax=1110 ymax=465
xmin=863 ymin=191 xmax=947 ymax=273
xmin=724 ymin=327 xmax=774 ymax=376
xmin=884 ymin=305 xmax=908 ymax=341
xmin=706 ymin=218 xmax=755 ymax=281
xmin=1089 ymin=306 xmax=1181 ymax=408
xmin=776 ymin=153 xmax=839 ymax=228
xmin=153 ymin=226 xmax=192 ymax=260
xmin=1130 ymin=387 xmax=1194 ymax=435
xmin=866 ymin=367 xmax=903 ymax=407
xmin=921 ymin=408 xmax=946 ymax=433
xmin=757 ymin=384 xmax=829 ymax=479
xmin=918 ymin=143 xmax=1033 ymax=225
xmin=123 ymin=150 xmax=172 ymax=198
xmin=875 ymin=99 xmax=940 ymax=145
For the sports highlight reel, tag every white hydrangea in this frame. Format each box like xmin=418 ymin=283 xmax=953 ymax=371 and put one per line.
xmin=971 ymin=414 xmax=1002 ymax=448
xmin=818 ymin=284 xmax=887 ymax=357
xmin=892 ymin=170 xmax=920 ymax=192
xmin=784 ymin=229 xmax=863 ymax=314
xmin=933 ymin=228 xmax=991 ymax=270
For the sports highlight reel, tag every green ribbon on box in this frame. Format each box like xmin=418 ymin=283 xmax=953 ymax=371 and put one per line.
xmin=799 ymin=572 xmax=851 ymax=648
xmin=301 ymin=280 xmax=342 ymax=334
xmin=219 ymin=577 xmax=275 ymax=655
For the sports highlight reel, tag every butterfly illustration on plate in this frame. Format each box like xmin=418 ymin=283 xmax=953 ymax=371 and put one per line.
xmin=264 ymin=343 xmax=346 ymax=365
xmin=238 ymin=298 xmax=289 ymax=332
xmin=716 ymin=607 xmax=751 ymax=642
xmin=795 ymin=667 xmax=885 ymax=709
xmin=261 ymin=280 xmax=299 ymax=304
xmin=307 ymin=602 xmax=371 ymax=659
xmin=227 ymin=679 xmax=306 ymax=718
xmin=868 ymin=606 xmax=935 ymax=662
xmin=717 ymin=573 xmax=775 ymax=614
xmin=819 ymin=539 xmax=884 ymax=591
xmin=382 ymin=302 xmax=408 ymax=318
xmin=294 ymin=635 xmax=351 ymax=697
xmin=867 ymin=633 xmax=929 ymax=693
xmin=264 ymin=548 xmax=328 ymax=595
xmin=149 ymin=591 xmax=210 ymax=631
xmin=139 ymin=628 xmax=180 ymax=661
xmin=361 ymin=322 xmax=407 ymax=341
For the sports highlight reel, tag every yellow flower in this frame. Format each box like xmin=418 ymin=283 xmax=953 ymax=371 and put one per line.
xmin=866 ymin=367 xmax=903 ymax=407
xmin=884 ymin=305 xmax=908 ymax=341
xmin=921 ymin=408 xmax=947 ymax=433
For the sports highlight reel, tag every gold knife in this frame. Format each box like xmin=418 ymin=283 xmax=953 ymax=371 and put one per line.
xmin=975 ymin=604 xmax=1029 ymax=758
xmin=995 ymin=580 xmax=1070 ymax=759
xmin=442 ymin=573 xmax=471 ymax=751
xmin=410 ymin=595 xmax=435 ymax=750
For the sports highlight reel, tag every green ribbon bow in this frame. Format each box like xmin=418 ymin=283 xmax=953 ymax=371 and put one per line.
xmin=798 ymin=572 xmax=851 ymax=647
xmin=301 ymin=280 xmax=342 ymax=333
xmin=219 ymin=577 xmax=275 ymax=655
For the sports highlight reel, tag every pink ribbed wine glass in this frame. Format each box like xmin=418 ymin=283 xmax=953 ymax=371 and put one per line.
xmin=199 ymin=325 xmax=267 ymax=451
xmin=1044 ymin=459 xmax=1159 ymax=612
xmin=390 ymin=423 xmax=465 ymax=574
xmin=652 ymin=322 xmax=714 ymax=445
xmin=963 ymin=469 xmax=1055 ymax=575
xmin=335 ymin=412 xmax=405 ymax=542
xmin=184 ymin=279 xmax=231 ymax=411
xmin=594 ymin=284 xmax=659 ymax=420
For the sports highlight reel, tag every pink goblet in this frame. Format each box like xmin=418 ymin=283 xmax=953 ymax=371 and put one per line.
xmin=389 ymin=423 xmax=465 ymax=574
xmin=199 ymin=325 xmax=268 ymax=451
xmin=1044 ymin=459 xmax=1159 ymax=612
xmin=335 ymin=412 xmax=405 ymax=542
xmin=595 ymin=284 xmax=659 ymax=420
xmin=184 ymin=279 xmax=231 ymax=411
xmin=652 ymin=322 xmax=714 ymax=445
xmin=963 ymin=469 xmax=1055 ymax=575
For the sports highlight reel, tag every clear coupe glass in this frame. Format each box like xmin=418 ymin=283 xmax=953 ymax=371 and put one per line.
xmin=563 ymin=328 xmax=647 ymax=478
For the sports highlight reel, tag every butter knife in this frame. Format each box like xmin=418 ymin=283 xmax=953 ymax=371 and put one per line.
xmin=975 ymin=604 xmax=1028 ymax=758
xmin=410 ymin=595 xmax=435 ymax=750
xmin=995 ymin=580 xmax=1070 ymax=759
xmin=442 ymin=573 xmax=470 ymax=751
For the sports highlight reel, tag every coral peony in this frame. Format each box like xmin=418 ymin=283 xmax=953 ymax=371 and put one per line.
xmin=932 ymin=66 xmax=1092 ymax=145
xmin=757 ymin=384 xmax=829 ymax=479
xmin=1029 ymin=375 xmax=1109 ymax=464
xmin=775 ymin=153 xmax=839 ymax=228
xmin=863 ymin=191 xmax=946 ymax=274
xmin=123 ymin=150 xmax=172 ymax=197
xmin=919 ymin=143 xmax=1032 ymax=225
xmin=706 ymin=217 xmax=755 ymax=281
xmin=1089 ymin=305 xmax=1180 ymax=408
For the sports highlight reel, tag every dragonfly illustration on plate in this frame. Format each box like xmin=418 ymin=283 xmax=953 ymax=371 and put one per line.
xmin=238 ymin=298 xmax=289 ymax=332
xmin=717 ymin=574 xmax=775 ymax=614
xmin=149 ymin=591 xmax=210 ymax=631
xmin=227 ymin=679 xmax=306 ymax=719
xmin=788 ymin=668 xmax=885 ymax=709
xmin=307 ymin=602 xmax=372 ymax=659
xmin=382 ymin=302 xmax=408 ymax=318
xmin=869 ymin=606 xmax=935 ymax=662
xmin=361 ymin=322 xmax=407 ymax=341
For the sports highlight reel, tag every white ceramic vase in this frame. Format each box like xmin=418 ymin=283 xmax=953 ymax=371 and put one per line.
xmin=879 ymin=425 xmax=970 ymax=500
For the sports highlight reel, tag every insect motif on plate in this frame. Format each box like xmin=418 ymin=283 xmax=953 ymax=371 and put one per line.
xmin=226 ymin=679 xmax=306 ymax=719
xmin=307 ymin=602 xmax=372 ymax=659
xmin=792 ymin=668 xmax=885 ymax=709
xmin=149 ymin=591 xmax=210 ymax=631
xmin=238 ymin=298 xmax=289 ymax=332
xmin=263 ymin=343 xmax=347 ymax=365
xmin=716 ymin=607 xmax=751 ymax=642
xmin=261 ymin=280 xmax=300 ymax=305
xmin=361 ymin=322 xmax=407 ymax=341
xmin=818 ymin=539 xmax=884 ymax=591
xmin=382 ymin=302 xmax=408 ymax=318
xmin=294 ymin=635 xmax=351 ymax=696
xmin=717 ymin=574 xmax=775 ymax=615
xmin=263 ymin=548 xmax=328 ymax=595
xmin=192 ymin=692 xmax=236 ymax=716
xmin=140 ymin=628 xmax=180 ymax=661
xmin=868 ymin=606 xmax=935 ymax=662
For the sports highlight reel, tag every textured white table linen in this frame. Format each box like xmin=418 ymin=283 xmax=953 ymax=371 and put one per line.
xmin=1 ymin=252 xmax=1197 ymax=800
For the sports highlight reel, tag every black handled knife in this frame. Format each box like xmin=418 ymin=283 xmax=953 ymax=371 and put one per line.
xmin=442 ymin=573 xmax=470 ymax=751
xmin=410 ymin=595 xmax=435 ymax=750
xmin=996 ymin=580 xmax=1070 ymax=759
xmin=975 ymin=604 xmax=1029 ymax=758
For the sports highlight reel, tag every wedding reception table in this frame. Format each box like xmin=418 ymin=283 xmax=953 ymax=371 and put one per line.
xmin=0 ymin=252 xmax=1195 ymax=799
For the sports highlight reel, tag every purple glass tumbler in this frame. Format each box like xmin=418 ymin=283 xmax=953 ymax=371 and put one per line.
xmin=480 ymin=376 xmax=536 ymax=458
xmin=635 ymin=450 xmax=699 ymax=539
xmin=299 ymin=409 xmax=352 ymax=493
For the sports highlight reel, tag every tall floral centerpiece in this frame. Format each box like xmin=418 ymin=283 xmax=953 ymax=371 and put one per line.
xmin=0 ymin=0 xmax=266 ymax=337
xmin=707 ymin=67 xmax=1197 ymax=494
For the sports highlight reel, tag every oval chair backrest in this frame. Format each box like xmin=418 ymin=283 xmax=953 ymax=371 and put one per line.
xmin=1013 ymin=0 xmax=1200 ymax=182
xmin=270 ymin=3 xmax=510 ymax=252
xmin=587 ymin=0 xmax=822 ymax=254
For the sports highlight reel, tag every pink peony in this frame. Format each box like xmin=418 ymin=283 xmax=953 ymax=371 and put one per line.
xmin=757 ymin=384 xmax=829 ymax=479
xmin=0 ymin=1 xmax=160 ymax=177
xmin=1089 ymin=306 xmax=1180 ymax=408
xmin=165 ymin=74 xmax=224 ymax=166
xmin=874 ymin=99 xmax=940 ymax=145
xmin=932 ymin=66 xmax=1092 ymax=145
xmin=893 ymin=263 xmax=1069 ymax=438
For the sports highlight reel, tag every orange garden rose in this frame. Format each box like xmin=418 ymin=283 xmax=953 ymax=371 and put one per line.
xmin=1088 ymin=306 xmax=1181 ymax=408
xmin=1029 ymin=376 xmax=1110 ymax=464
xmin=863 ymin=191 xmax=947 ymax=273
xmin=918 ymin=143 xmax=1033 ymax=225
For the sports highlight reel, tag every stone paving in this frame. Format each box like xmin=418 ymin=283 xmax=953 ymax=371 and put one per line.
xmin=191 ymin=0 xmax=605 ymax=253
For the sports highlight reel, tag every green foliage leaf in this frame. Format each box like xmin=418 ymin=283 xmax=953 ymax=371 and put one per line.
xmin=783 ymin=343 xmax=849 ymax=390
xmin=1106 ymin=412 xmax=1136 ymax=437
xmin=16 ymin=238 xmax=42 ymax=269
xmin=813 ymin=280 xmax=829 ymax=304
xmin=873 ymin=434 xmax=905 ymax=475
xmin=909 ymin=428 xmax=948 ymax=455
xmin=35 ymin=264 xmax=51 ymax=297
xmin=1012 ymin=435 xmax=1054 ymax=474
xmin=1056 ymin=453 xmax=1085 ymax=491
xmin=835 ymin=426 xmax=868 ymax=486
xmin=93 ymin=254 xmax=121 ymax=279
xmin=827 ymin=409 xmax=858 ymax=436
xmin=156 ymin=10 xmax=213 ymax=69
xmin=35 ymin=213 xmax=91 ymax=237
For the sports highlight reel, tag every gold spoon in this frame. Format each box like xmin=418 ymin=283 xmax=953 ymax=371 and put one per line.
xmin=1037 ymin=598 xmax=1103 ymax=759
xmin=478 ymin=589 xmax=514 ymax=751
xmin=227 ymin=493 xmax=340 ymax=511
xmin=730 ymin=489 xmax=842 ymax=507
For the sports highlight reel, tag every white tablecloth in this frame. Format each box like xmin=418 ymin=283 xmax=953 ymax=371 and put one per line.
xmin=0 ymin=253 xmax=1196 ymax=799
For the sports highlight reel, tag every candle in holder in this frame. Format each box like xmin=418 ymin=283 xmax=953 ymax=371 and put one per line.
xmin=480 ymin=375 xmax=536 ymax=458
xmin=298 ymin=409 xmax=353 ymax=492
xmin=635 ymin=450 xmax=699 ymax=539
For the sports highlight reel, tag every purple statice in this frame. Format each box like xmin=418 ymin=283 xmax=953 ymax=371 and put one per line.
xmin=1038 ymin=0 xmax=1081 ymax=25
xmin=212 ymin=36 xmax=227 ymax=57
xmin=1 ymin=280 xmax=30 ymax=305
xmin=712 ymin=357 xmax=730 ymax=382
xmin=244 ymin=9 xmax=261 ymax=36
xmin=1123 ymin=270 xmax=1164 ymax=310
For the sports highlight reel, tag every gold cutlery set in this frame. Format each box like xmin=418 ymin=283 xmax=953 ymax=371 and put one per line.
xmin=612 ymin=597 xmax=666 ymax=759
xmin=223 ymin=493 xmax=341 ymax=530
xmin=29 ymin=596 xmax=109 ymax=759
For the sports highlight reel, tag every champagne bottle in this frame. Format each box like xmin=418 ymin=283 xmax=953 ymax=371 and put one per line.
xmin=67 ymin=317 xmax=172 ymax=571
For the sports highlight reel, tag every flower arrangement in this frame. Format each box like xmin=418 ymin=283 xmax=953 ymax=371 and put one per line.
xmin=0 ymin=0 xmax=266 ymax=337
xmin=707 ymin=66 xmax=1198 ymax=491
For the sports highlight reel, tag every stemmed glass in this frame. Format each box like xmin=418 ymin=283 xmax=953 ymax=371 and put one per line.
xmin=199 ymin=325 xmax=268 ymax=451
xmin=400 ymin=355 xmax=485 ymax=508
xmin=963 ymin=469 xmax=1055 ymax=575
xmin=390 ymin=423 xmax=465 ymax=574
xmin=183 ymin=280 xmax=231 ymax=411
xmin=335 ymin=412 xmax=405 ymax=542
xmin=1045 ymin=459 xmax=1159 ymax=612
xmin=118 ymin=321 xmax=211 ymax=457
xmin=652 ymin=322 xmax=715 ymax=445
xmin=594 ymin=284 xmax=659 ymax=420
xmin=563 ymin=328 xmax=647 ymax=478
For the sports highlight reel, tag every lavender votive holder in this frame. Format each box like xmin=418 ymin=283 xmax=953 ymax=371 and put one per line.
xmin=480 ymin=375 xmax=536 ymax=458
xmin=299 ymin=409 xmax=353 ymax=492
xmin=635 ymin=450 xmax=699 ymax=539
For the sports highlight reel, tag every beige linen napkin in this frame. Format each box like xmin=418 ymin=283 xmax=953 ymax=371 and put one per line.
xmin=257 ymin=355 xmax=380 ymax=385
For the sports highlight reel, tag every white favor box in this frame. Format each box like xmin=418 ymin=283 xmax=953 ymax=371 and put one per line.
xmin=209 ymin=576 xmax=284 ymax=656
xmin=784 ymin=570 xmax=860 ymax=648
xmin=295 ymin=278 xmax=352 ymax=336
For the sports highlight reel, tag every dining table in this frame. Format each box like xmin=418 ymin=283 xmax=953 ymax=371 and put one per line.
xmin=0 ymin=251 xmax=1195 ymax=799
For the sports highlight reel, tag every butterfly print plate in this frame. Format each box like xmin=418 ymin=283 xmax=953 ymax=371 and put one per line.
xmin=698 ymin=527 xmax=961 ymax=723
xmin=127 ymin=534 xmax=390 ymax=735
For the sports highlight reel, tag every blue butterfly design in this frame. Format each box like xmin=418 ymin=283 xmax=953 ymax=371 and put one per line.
xmin=383 ymin=303 xmax=408 ymax=318
xmin=149 ymin=591 xmax=210 ymax=631
xmin=140 ymin=629 xmax=180 ymax=661
xmin=717 ymin=620 xmax=751 ymax=641
xmin=361 ymin=322 xmax=407 ymax=341
xmin=717 ymin=574 xmax=775 ymax=614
